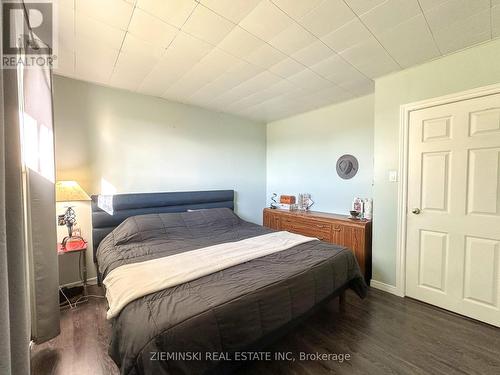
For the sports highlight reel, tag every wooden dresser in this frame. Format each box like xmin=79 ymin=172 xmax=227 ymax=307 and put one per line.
xmin=263 ymin=208 xmax=372 ymax=282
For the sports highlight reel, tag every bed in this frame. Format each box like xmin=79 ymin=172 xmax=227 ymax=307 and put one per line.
xmin=91 ymin=190 xmax=367 ymax=375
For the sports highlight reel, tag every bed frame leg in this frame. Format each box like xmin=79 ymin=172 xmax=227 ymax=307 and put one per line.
xmin=339 ymin=291 xmax=346 ymax=312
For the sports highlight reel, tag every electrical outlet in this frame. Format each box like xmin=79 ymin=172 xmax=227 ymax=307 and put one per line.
xmin=388 ymin=170 xmax=398 ymax=182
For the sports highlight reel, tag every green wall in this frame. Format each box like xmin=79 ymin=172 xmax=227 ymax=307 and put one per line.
xmin=53 ymin=76 xmax=267 ymax=285
xmin=267 ymin=94 xmax=374 ymax=214
xmin=373 ymin=38 xmax=500 ymax=286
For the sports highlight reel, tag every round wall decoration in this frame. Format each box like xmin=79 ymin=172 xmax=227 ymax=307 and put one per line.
xmin=336 ymin=154 xmax=358 ymax=179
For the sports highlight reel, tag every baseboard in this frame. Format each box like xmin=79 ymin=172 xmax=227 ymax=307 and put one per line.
xmin=60 ymin=277 xmax=97 ymax=289
xmin=370 ymin=279 xmax=404 ymax=297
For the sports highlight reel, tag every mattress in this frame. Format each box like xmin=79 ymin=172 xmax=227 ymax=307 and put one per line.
xmin=96 ymin=208 xmax=367 ymax=375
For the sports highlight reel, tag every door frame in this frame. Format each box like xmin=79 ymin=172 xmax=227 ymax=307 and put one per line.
xmin=396 ymin=83 xmax=500 ymax=297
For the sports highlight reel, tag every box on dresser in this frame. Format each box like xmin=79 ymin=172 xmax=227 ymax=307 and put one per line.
xmin=263 ymin=208 xmax=372 ymax=282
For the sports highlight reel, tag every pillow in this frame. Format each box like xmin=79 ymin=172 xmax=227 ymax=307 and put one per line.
xmin=111 ymin=208 xmax=239 ymax=246
xmin=180 ymin=208 xmax=240 ymax=228
xmin=112 ymin=214 xmax=170 ymax=246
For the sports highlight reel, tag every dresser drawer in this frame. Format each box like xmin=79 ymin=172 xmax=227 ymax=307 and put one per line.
xmin=282 ymin=217 xmax=330 ymax=230
xmin=286 ymin=226 xmax=331 ymax=241
xmin=281 ymin=217 xmax=331 ymax=241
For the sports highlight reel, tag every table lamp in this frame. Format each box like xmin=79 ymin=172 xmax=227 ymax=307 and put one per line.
xmin=55 ymin=181 xmax=90 ymax=247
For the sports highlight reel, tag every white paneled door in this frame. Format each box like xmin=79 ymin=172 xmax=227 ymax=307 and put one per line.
xmin=406 ymin=92 xmax=500 ymax=327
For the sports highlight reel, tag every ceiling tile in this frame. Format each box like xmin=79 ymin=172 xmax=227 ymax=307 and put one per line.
xmin=291 ymin=39 xmax=334 ymax=67
xmin=190 ymin=61 xmax=264 ymax=102
xmin=190 ymin=67 xmax=255 ymax=102
xmin=245 ymin=43 xmax=287 ymax=69
xmin=110 ymin=51 xmax=159 ymax=91
xmin=139 ymin=59 xmax=192 ymax=97
xmin=165 ymin=48 xmax=241 ymax=97
xmin=377 ymin=14 xmax=440 ymax=68
xmin=135 ymin=0 xmax=197 ymax=28
xmin=360 ymin=0 xmax=421 ymax=35
xmin=54 ymin=48 xmax=75 ymax=77
xmin=301 ymin=85 xmax=352 ymax=107
xmin=424 ymin=0 xmax=490 ymax=31
xmin=128 ymin=8 xmax=179 ymax=48
xmin=163 ymin=68 xmax=217 ymax=100
xmin=493 ymin=6 xmax=500 ymax=38
xmin=340 ymin=36 xmax=400 ymax=78
xmin=339 ymin=76 xmax=374 ymax=96
xmin=287 ymin=69 xmax=333 ymax=91
xmin=228 ymin=79 xmax=298 ymax=110
xmin=75 ymin=13 xmax=126 ymax=51
xmin=268 ymin=23 xmax=317 ymax=55
xmin=200 ymin=0 xmax=262 ymax=23
xmin=299 ymin=0 xmax=356 ymax=37
xmin=239 ymin=0 xmax=295 ymax=41
xmin=74 ymin=36 xmax=119 ymax=61
xmin=75 ymin=38 xmax=118 ymax=84
xmin=182 ymin=5 xmax=236 ymax=45
xmin=269 ymin=57 xmax=306 ymax=77
xmin=200 ymin=48 xmax=241 ymax=71
xmin=58 ymin=4 xmax=75 ymax=52
xmin=138 ymin=32 xmax=213 ymax=96
xmin=216 ymin=71 xmax=283 ymax=103
xmin=417 ymin=0 xmax=449 ymax=13
xmin=343 ymin=0 xmax=387 ymax=16
xmin=431 ymin=9 xmax=491 ymax=54
xmin=225 ymin=61 xmax=265 ymax=83
xmin=75 ymin=0 xmax=134 ymax=30
xmin=217 ymin=26 xmax=264 ymax=59
xmin=270 ymin=0 xmax=323 ymax=20
xmin=310 ymin=54 xmax=367 ymax=84
xmin=321 ymin=18 xmax=371 ymax=53
xmin=167 ymin=31 xmax=214 ymax=61
xmin=121 ymin=33 xmax=165 ymax=59
xmin=241 ymin=94 xmax=299 ymax=120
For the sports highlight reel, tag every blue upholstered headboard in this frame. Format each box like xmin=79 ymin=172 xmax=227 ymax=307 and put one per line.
xmin=91 ymin=190 xmax=235 ymax=264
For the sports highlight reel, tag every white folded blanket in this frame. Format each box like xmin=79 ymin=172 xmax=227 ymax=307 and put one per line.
xmin=104 ymin=231 xmax=317 ymax=319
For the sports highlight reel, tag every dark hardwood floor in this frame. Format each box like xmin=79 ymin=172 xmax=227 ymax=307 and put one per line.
xmin=31 ymin=286 xmax=500 ymax=375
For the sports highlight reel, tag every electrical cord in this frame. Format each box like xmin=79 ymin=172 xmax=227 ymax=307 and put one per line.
xmin=60 ymin=249 xmax=107 ymax=309
xmin=59 ymin=287 xmax=74 ymax=309
xmin=73 ymin=294 xmax=106 ymax=306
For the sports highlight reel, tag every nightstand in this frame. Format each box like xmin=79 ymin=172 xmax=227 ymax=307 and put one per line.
xmin=58 ymin=241 xmax=88 ymax=307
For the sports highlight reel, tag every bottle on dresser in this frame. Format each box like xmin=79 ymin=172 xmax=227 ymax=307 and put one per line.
xmin=352 ymin=197 xmax=373 ymax=220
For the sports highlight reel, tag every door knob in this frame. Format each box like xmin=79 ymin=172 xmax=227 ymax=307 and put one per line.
xmin=412 ymin=208 xmax=421 ymax=214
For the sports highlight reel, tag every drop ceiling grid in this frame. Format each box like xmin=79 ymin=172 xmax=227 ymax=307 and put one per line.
xmin=160 ymin=3 xmax=353 ymax=110
xmin=64 ymin=0 xmax=371 ymax=116
xmin=170 ymin=0 xmax=371 ymax=114
xmin=55 ymin=0 xmax=498 ymax=122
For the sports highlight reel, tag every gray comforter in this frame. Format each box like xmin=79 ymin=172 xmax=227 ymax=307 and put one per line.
xmin=97 ymin=208 xmax=367 ymax=375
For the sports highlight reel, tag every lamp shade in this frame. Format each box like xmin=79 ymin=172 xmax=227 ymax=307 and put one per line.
xmin=55 ymin=181 xmax=90 ymax=202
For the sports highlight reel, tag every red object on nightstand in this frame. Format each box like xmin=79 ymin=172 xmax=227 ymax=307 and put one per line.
xmin=57 ymin=238 xmax=87 ymax=254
